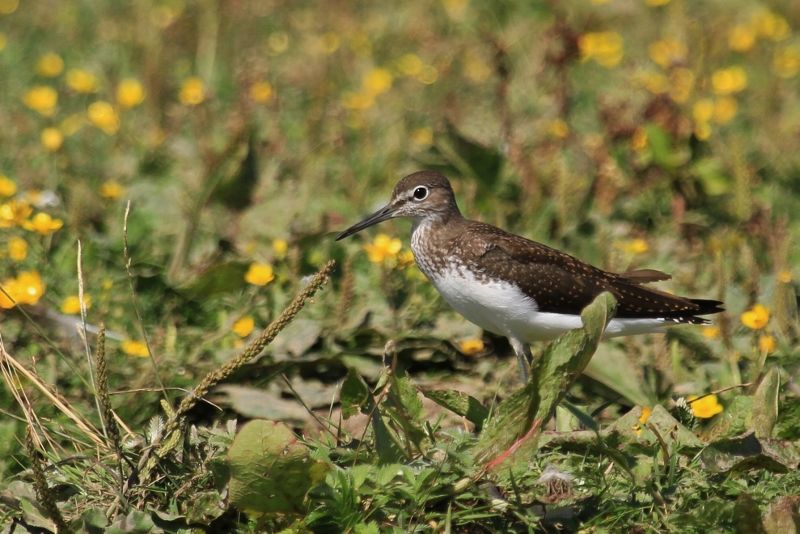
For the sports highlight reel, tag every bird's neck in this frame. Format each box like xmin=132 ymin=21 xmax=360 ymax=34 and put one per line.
xmin=410 ymin=211 xmax=464 ymax=276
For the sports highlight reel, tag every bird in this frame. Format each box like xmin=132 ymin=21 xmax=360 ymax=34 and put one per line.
xmin=336 ymin=171 xmax=723 ymax=381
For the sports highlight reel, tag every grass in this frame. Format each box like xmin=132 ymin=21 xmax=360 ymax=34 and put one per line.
xmin=0 ymin=0 xmax=799 ymax=532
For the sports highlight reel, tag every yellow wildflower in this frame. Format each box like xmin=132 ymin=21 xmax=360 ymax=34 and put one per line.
xmin=753 ymin=10 xmax=790 ymax=41
xmin=0 ymin=175 xmax=16 ymax=197
xmin=773 ymin=45 xmax=800 ymax=79
xmin=639 ymin=71 xmax=668 ymax=94
xmin=702 ymin=325 xmax=720 ymax=339
xmin=758 ymin=334 xmax=776 ymax=354
xmin=692 ymin=99 xmax=714 ymax=123
xmin=648 ymin=39 xmax=686 ymax=69
xmin=232 ymin=315 xmax=255 ymax=337
xmin=36 ymin=52 xmax=63 ymax=77
xmin=634 ymin=406 xmax=653 ymax=436
xmin=442 ymin=0 xmax=468 ymax=20
xmin=631 ymin=127 xmax=648 ymax=152
xmin=687 ymin=394 xmax=723 ymax=419
xmin=40 ymin=127 xmax=63 ymax=152
xmin=23 ymin=212 xmax=63 ymax=235
xmin=61 ymin=294 xmax=91 ymax=315
xmin=712 ymin=97 xmax=738 ymax=124
xmin=777 ymin=270 xmax=793 ymax=284
xmin=7 ymin=236 xmax=27 ymax=261
xmin=616 ymin=238 xmax=648 ymax=255
xmin=116 ymin=78 xmax=145 ymax=108
xmin=547 ymin=119 xmax=570 ymax=139
xmin=578 ymin=31 xmax=623 ymax=68
xmin=463 ymin=49 xmax=492 ymax=83
xmin=397 ymin=53 xmax=423 ymax=77
xmin=99 ymin=180 xmax=125 ymax=199
xmin=364 ymin=234 xmax=402 ymax=264
xmin=694 ymin=121 xmax=711 ymax=141
xmin=0 ymin=200 xmax=33 ymax=227
xmin=711 ymin=66 xmax=747 ymax=96
xmin=13 ymin=271 xmax=45 ymax=305
xmin=87 ymin=101 xmax=120 ymax=135
xmin=728 ymin=25 xmax=757 ymax=52
xmin=244 ymin=262 xmax=275 ymax=286
xmin=66 ymin=69 xmax=99 ymax=93
xmin=249 ymin=81 xmax=273 ymax=104
xmin=179 ymin=77 xmax=206 ymax=106
xmin=397 ymin=250 xmax=415 ymax=268
xmin=410 ymin=127 xmax=433 ymax=147
xmin=121 ymin=339 xmax=149 ymax=358
xmin=741 ymin=304 xmax=769 ymax=330
xmin=458 ymin=338 xmax=485 ymax=355
xmin=272 ymin=238 xmax=288 ymax=258
xmin=0 ymin=0 xmax=18 ymax=15
xmin=362 ymin=68 xmax=393 ymax=96
xmin=668 ymin=67 xmax=694 ymax=103
xmin=23 ymin=86 xmax=58 ymax=116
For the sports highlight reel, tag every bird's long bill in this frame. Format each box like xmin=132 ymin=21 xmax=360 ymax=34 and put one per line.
xmin=335 ymin=204 xmax=396 ymax=240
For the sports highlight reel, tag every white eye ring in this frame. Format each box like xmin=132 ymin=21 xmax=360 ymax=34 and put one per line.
xmin=412 ymin=186 xmax=428 ymax=201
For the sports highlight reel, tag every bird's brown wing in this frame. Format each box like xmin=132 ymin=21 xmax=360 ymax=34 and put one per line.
xmin=458 ymin=223 xmax=721 ymax=319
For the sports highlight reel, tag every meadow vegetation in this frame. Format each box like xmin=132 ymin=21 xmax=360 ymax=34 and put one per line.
xmin=0 ymin=0 xmax=799 ymax=532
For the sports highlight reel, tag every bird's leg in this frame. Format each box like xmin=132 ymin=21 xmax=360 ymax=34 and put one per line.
xmin=509 ymin=337 xmax=532 ymax=383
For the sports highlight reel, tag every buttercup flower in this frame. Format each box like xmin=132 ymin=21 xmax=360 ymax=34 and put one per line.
xmin=578 ymin=31 xmax=624 ymax=68
xmin=99 ymin=180 xmax=125 ymax=199
xmin=87 ymin=101 xmax=120 ymax=135
xmin=362 ymin=68 xmax=393 ymax=96
xmin=0 ymin=200 xmax=33 ymax=227
xmin=648 ymin=39 xmax=686 ymax=69
xmin=122 ymin=339 xmax=149 ymax=358
xmin=702 ymin=325 xmax=720 ymax=339
xmin=711 ymin=67 xmax=747 ymax=95
xmin=244 ymin=262 xmax=275 ymax=286
xmin=7 ymin=236 xmax=27 ymax=261
xmin=61 ymin=294 xmax=91 ymax=315
xmin=116 ymin=78 xmax=145 ymax=108
xmin=249 ymin=81 xmax=273 ymax=103
xmin=36 ymin=52 xmax=64 ymax=77
xmin=0 ymin=175 xmax=16 ymax=197
xmin=23 ymin=86 xmax=58 ymax=116
xmin=728 ymin=25 xmax=756 ymax=52
xmin=0 ymin=271 xmax=45 ymax=307
xmin=741 ymin=304 xmax=769 ymax=330
xmin=773 ymin=45 xmax=800 ymax=79
xmin=272 ymin=238 xmax=288 ymax=258
xmin=66 ymin=69 xmax=99 ymax=93
xmin=364 ymin=234 xmax=402 ymax=264
xmin=687 ymin=394 xmax=723 ymax=419
xmin=410 ymin=127 xmax=433 ymax=147
xmin=179 ymin=77 xmax=206 ymax=105
xmin=41 ymin=127 xmax=63 ymax=151
xmin=758 ymin=334 xmax=776 ymax=354
xmin=232 ymin=315 xmax=255 ymax=337
xmin=23 ymin=212 xmax=63 ymax=235
xmin=458 ymin=338 xmax=485 ymax=355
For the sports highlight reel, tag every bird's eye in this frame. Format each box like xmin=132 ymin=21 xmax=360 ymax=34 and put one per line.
xmin=412 ymin=186 xmax=428 ymax=201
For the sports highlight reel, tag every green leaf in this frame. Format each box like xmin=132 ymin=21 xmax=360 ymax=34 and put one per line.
xmin=422 ymin=389 xmax=489 ymax=430
xmin=583 ymin=346 xmax=653 ymax=407
xmin=227 ymin=419 xmax=329 ymax=514
xmin=473 ymin=292 xmax=616 ymax=466
xmin=340 ymin=368 xmax=371 ymax=419
xmin=752 ymin=366 xmax=781 ymax=439
xmin=699 ymin=432 xmax=800 ymax=473
xmin=703 ymin=396 xmax=754 ymax=441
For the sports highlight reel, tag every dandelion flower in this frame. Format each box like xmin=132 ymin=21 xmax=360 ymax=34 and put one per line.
xmin=244 ymin=262 xmax=275 ymax=286
xmin=687 ymin=394 xmax=723 ymax=419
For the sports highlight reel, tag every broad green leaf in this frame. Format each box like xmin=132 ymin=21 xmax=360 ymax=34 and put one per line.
xmin=583 ymin=346 xmax=653 ymax=407
xmin=703 ymin=396 xmax=753 ymax=441
xmin=422 ymin=389 xmax=489 ymax=430
xmin=340 ymin=368 xmax=370 ymax=419
xmin=227 ymin=419 xmax=329 ymax=514
xmin=753 ymin=367 xmax=781 ymax=439
xmin=473 ymin=292 xmax=616 ymax=466
xmin=699 ymin=432 xmax=800 ymax=473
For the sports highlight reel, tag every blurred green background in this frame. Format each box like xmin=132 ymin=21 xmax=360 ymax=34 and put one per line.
xmin=1 ymin=0 xmax=799 ymax=530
